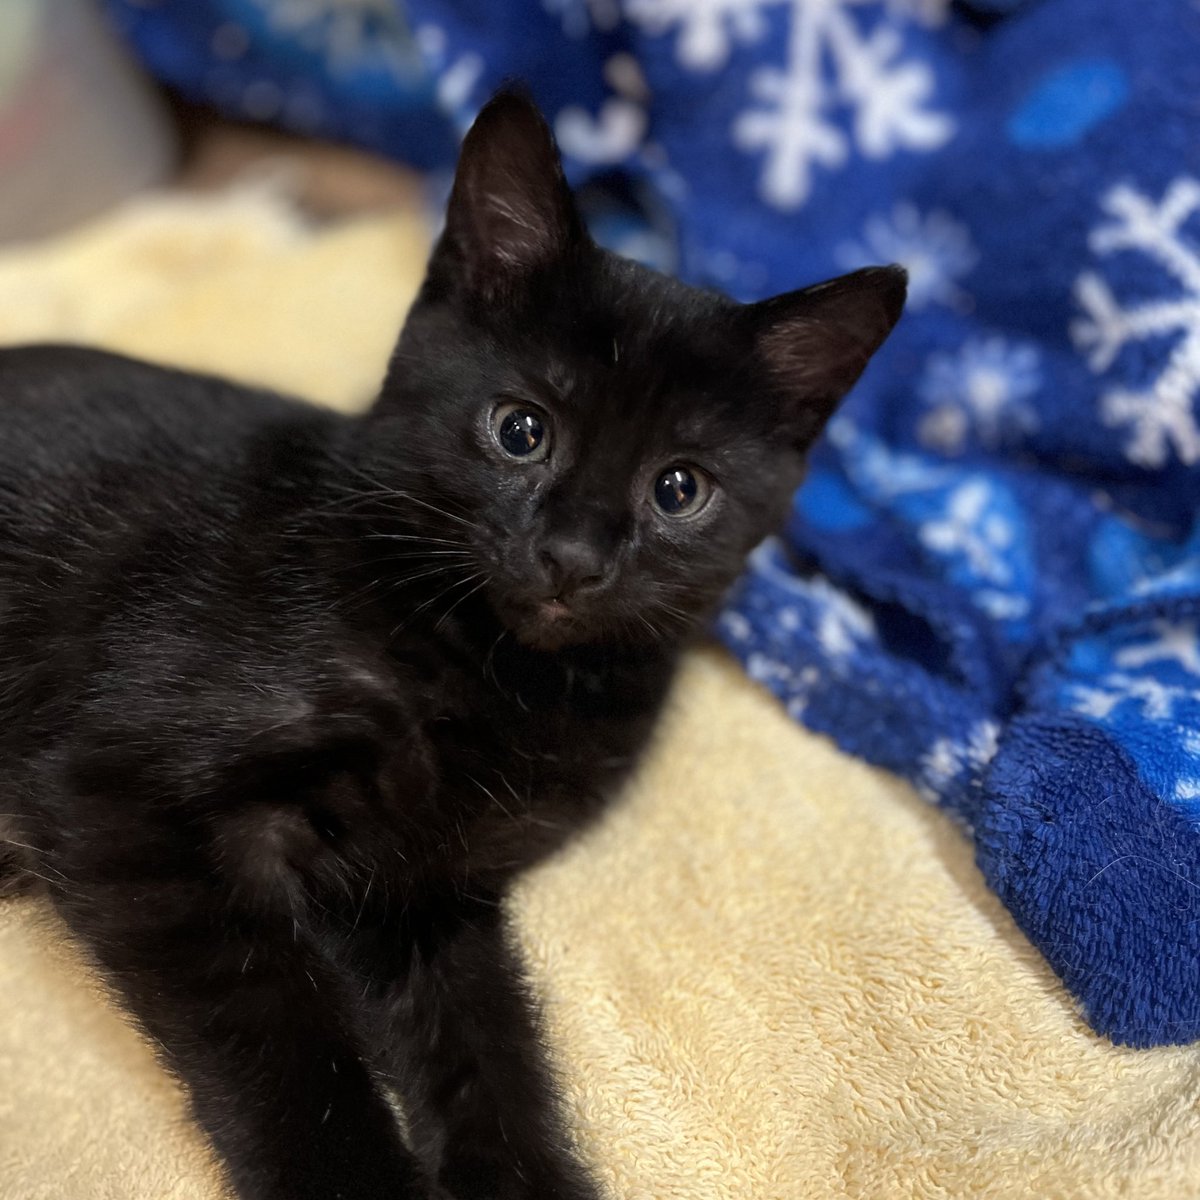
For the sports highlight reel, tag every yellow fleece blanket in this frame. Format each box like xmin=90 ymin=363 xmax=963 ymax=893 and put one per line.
xmin=2 ymin=186 xmax=1199 ymax=1200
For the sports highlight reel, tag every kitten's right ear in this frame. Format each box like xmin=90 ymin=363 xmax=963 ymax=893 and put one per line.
xmin=429 ymin=90 xmax=584 ymax=300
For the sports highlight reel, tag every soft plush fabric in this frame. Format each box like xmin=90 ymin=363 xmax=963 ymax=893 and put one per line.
xmin=101 ymin=0 xmax=1200 ymax=1048
xmin=708 ymin=0 xmax=1200 ymax=1050
xmin=4 ymin=184 xmax=1200 ymax=1199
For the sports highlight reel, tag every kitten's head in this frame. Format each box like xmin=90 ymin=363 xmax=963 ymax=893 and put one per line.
xmin=369 ymin=91 xmax=904 ymax=650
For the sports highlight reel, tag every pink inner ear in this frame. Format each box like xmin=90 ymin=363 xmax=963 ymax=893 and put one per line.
xmin=756 ymin=268 xmax=906 ymax=386
xmin=756 ymin=318 xmax=874 ymax=447
xmin=442 ymin=92 xmax=582 ymax=291
xmin=759 ymin=318 xmax=875 ymax=396
xmin=750 ymin=267 xmax=906 ymax=445
xmin=469 ymin=183 xmax=562 ymax=270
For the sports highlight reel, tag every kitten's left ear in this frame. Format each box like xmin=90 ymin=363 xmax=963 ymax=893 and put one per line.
xmin=431 ymin=89 xmax=584 ymax=299
xmin=747 ymin=266 xmax=907 ymax=447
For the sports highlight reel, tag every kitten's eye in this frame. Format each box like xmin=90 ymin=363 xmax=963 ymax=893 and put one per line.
xmin=493 ymin=403 xmax=549 ymax=461
xmin=653 ymin=466 xmax=711 ymax=517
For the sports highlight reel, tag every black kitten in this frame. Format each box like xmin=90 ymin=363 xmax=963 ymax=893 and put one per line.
xmin=0 ymin=94 xmax=903 ymax=1200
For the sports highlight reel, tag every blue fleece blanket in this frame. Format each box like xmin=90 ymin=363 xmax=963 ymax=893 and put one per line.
xmin=105 ymin=0 xmax=1200 ymax=1047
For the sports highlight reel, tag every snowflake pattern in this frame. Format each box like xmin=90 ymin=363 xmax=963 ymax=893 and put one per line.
xmin=718 ymin=541 xmax=880 ymax=729
xmin=543 ymin=0 xmax=621 ymax=38
xmin=625 ymin=0 xmax=954 ymax=209
xmin=836 ymin=202 xmax=976 ymax=310
xmin=554 ymin=54 xmax=649 ymax=164
xmin=624 ymin=0 xmax=770 ymax=69
xmin=1115 ymin=618 xmax=1200 ymax=675
xmin=1173 ymin=730 xmax=1200 ymax=809
xmin=731 ymin=541 xmax=879 ymax=661
xmin=915 ymin=720 xmax=999 ymax=804
xmin=829 ymin=424 xmax=1034 ymax=624
xmin=828 ymin=417 xmax=956 ymax=497
xmin=555 ymin=98 xmax=647 ymax=163
xmin=1071 ymin=177 xmax=1200 ymax=467
xmin=1062 ymin=619 xmax=1200 ymax=821
xmin=410 ymin=25 xmax=485 ymax=129
xmin=1068 ymin=671 xmax=1198 ymax=722
xmin=879 ymin=0 xmax=952 ymax=22
xmin=917 ymin=479 xmax=1029 ymax=619
xmin=917 ymin=336 xmax=1042 ymax=454
xmin=249 ymin=0 xmax=423 ymax=81
xmin=793 ymin=574 xmax=877 ymax=658
xmin=717 ymin=575 xmax=831 ymax=720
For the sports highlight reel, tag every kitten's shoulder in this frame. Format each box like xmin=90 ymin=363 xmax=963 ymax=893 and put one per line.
xmin=0 ymin=342 xmax=346 ymax=489
xmin=0 ymin=342 xmax=307 ymax=426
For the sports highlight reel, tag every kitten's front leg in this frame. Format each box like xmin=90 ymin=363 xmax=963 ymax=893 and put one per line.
xmin=51 ymin=874 xmax=429 ymax=1200
xmin=380 ymin=901 xmax=600 ymax=1200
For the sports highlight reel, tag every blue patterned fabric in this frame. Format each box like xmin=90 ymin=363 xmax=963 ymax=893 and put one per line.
xmin=104 ymin=0 xmax=1200 ymax=1047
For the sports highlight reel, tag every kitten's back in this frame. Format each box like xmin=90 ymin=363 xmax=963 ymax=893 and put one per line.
xmin=0 ymin=344 xmax=343 ymax=553
xmin=0 ymin=345 xmax=303 ymax=486
xmin=0 ymin=346 xmax=347 ymax=743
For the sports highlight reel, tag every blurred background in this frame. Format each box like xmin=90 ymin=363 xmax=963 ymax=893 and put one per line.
xmin=0 ymin=0 xmax=435 ymax=238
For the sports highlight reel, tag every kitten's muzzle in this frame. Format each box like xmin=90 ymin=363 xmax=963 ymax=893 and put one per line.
xmin=536 ymin=597 xmax=574 ymax=623
xmin=536 ymin=533 xmax=609 ymax=602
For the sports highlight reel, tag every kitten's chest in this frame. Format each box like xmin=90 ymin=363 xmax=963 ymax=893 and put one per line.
xmin=387 ymin=636 xmax=671 ymax=881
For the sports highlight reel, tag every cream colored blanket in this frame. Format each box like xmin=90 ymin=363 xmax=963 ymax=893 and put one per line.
xmin=2 ymin=188 xmax=1199 ymax=1200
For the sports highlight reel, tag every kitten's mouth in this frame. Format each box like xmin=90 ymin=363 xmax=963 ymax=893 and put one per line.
xmin=520 ymin=596 xmax=584 ymax=648
xmin=495 ymin=592 xmax=590 ymax=650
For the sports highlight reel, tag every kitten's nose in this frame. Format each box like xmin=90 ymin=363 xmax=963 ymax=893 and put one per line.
xmin=539 ymin=535 xmax=606 ymax=598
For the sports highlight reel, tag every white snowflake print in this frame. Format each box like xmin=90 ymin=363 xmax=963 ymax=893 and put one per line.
xmin=718 ymin=610 xmax=754 ymax=642
xmin=745 ymin=651 xmax=794 ymax=685
xmin=250 ymin=0 xmax=422 ymax=81
xmin=915 ymin=720 xmax=999 ymax=804
xmin=836 ymin=203 xmax=976 ymax=310
xmin=1067 ymin=623 xmax=1200 ymax=725
xmin=411 ymin=26 xmax=484 ymax=130
xmin=555 ymin=54 xmax=649 ymax=164
xmin=625 ymin=0 xmax=954 ymax=209
xmin=543 ymin=0 xmax=622 ymax=38
xmin=828 ymin=418 xmax=958 ymax=498
xmin=1071 ymin=178 xmax=1200 ymax=467
xmin=623 ymin=0 xmax=771 ymax=69
xmin=919 ymin=480 xmax=1015 ymax=585
xmin=1173 ymin=731 xmax=1200 ymax=805
xmin=555 ymin=99 xmax=647 ymax=163
xmin=745 ymin=541 xmax=878 ymax=659
xmin=1066 ymin=664 xmax=1200 ymax=821
xmin=1065 ymin=680 xmax=1120 ymax=720
xmin=1063 ymin=622 xmax=1200 ymax=820
xmin=824 ymin=424 xmax=1034 ymax=622
xmin=784 ymin=667 xmax=822 ymax=720
xmin=917 ymin=478 xmax=1030 ymax=619
xmin=878 ymin=0 xmax=952 ymax=23
xmin=917 ymin=336 xmax=1042 ymax=454
xmin=1114 ymin=619 xmax=1200 ymax=675
xmin=796 ymin=574 xmax=877 ymax=658
xmin=1131 ymin=556 xmax=1200 ymax=600
xmin=1067 ymin=671 xmax=1200 ymax=722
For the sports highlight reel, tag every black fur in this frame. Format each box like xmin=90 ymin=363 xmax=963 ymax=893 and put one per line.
xmin=0 ymin=93 xmax=904 ymax=1199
